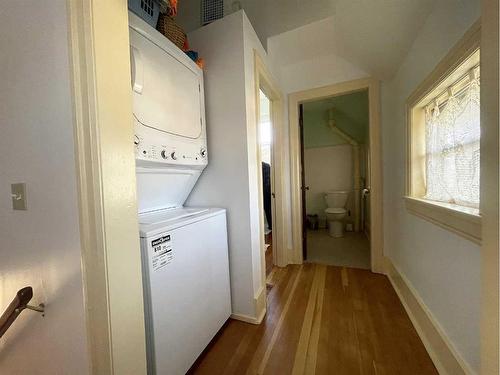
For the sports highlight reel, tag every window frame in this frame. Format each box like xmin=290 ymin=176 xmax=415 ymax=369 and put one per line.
xmin=405 ymin=21 xmax=481 ymax=244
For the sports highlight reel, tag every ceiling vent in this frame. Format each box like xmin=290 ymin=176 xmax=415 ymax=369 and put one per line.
xmin=201 ymin=0 xmax=224 ymax=26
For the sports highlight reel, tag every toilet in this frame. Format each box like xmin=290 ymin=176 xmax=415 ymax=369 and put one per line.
xmin=324 ymin=191 xmax=349 ymax=237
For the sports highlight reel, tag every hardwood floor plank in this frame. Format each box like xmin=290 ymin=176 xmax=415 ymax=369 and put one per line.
xmin=243 ymin=265 xmax=305 ymax=375
xmin=303 ymin=265 xmax=326 ymax=375
xmin=232 ymin=266 xmax=299 ymax=374
xmin=317 ymin=266 xmax=363 ymax=375
xmin=292 ymin=264 xmax=323 ymax=375
xmin=190 ymin=264 xmax=439 ymax=375
xmin=263 ymin=264 xmax=316 ymax=375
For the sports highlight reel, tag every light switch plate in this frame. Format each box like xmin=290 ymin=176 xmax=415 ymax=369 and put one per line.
xmin=11 ymin=183 xmax=27 ymax=210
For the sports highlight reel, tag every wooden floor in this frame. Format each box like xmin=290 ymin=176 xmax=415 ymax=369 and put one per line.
xmin=189 ymin=264 xmax=438 ymax=375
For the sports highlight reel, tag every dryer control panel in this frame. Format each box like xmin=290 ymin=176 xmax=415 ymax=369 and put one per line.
xmin=134 ymin=124 xmax=208 ymax=167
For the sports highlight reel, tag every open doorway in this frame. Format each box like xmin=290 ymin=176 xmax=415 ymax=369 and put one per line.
xmin=289 ymin=78 xmax=383 ymax=273
xmin=259 ymin=89 xmax=274 ymax=277
xmin=254 ymin=51 xmax=287 ymax=297
xmin=299 ymin=91 xmax=370 ymax=269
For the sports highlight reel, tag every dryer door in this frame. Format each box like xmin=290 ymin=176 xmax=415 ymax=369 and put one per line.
xmin=130 ymin=27 xmax=203 ymax=139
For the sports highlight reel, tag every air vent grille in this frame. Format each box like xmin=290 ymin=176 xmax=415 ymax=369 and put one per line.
xmin=201 ymin=0 xmax=224 ymax=26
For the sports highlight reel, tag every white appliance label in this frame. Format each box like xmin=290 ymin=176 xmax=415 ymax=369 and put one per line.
xmin=151 ymin=235 xmax=173 ymax=271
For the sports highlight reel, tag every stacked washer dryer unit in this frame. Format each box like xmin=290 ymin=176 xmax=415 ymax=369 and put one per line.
xmin=129 ymin=12 xmax=231 ymax=375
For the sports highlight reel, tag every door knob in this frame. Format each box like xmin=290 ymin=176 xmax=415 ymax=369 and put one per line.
xmin=362 ymin=188 xmax=370 ymax=196
xmin=302 ymin=186 xmax=310 ymax=191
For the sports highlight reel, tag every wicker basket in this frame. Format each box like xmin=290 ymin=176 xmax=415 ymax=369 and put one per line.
xmin=157 ymin=14 xmax=186 ymax=50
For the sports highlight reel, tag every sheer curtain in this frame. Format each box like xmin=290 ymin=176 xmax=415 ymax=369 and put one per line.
xmin=424 ymin=72 xmax=480 ymax=208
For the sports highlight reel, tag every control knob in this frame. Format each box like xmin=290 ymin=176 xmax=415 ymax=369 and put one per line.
xmin=200 ymin=148 xmax=207 ymax=158
xmin=161 ymin=150 xmax=168 ymax=159
xmin=171 ymin=151 xmax=178 ymax=160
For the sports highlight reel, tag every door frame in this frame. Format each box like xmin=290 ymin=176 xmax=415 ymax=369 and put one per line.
xmin=254 ymin=50 xmax=287 ymax=275
xmin=67 ymin=1 xmax=147 ymax=373
xmin=298 ymin=104 xmax=308 ymax=261
xmin=288 ymin=78 xmax=384 ymax=273
xmin=480 ymin=0 xmax=499 ymax=372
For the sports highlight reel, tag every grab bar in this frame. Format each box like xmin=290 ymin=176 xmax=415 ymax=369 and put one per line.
xmin=0 ymin=287 xmax=45 ymax=338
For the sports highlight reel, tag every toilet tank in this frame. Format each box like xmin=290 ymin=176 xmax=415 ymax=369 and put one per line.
xmin=325 ymin=191 xmax=349 ymax=208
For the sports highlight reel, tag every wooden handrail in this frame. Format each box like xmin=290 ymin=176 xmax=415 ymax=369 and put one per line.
xmin=0 ymin=287 xmax=45 ymax=338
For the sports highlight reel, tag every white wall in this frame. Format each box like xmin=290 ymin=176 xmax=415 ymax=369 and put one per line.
xmin=382 ymin=0 xmax=481 ymax=371
xmin=0 ymin=1 xmax=89 ymax=374
xmin=186 ymin=10 xmax=274 ymax=319
xmin=304 ymin=145 xmax=353 ymax=223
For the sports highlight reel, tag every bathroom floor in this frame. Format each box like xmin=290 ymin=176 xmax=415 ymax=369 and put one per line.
xmin=306 ymin=229 xmax=370 ymax=269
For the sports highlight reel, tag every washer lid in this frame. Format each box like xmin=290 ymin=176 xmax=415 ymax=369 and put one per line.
xmin=138 ymin=207 xmax=226 ymax=237
xmin=139 ymin=207 xmax=209 ymax=225
xmin=325 ymin=208 xmax=347 ymax=214
xmin=129 ymin=21 xmax=203 ymax=139
xmin=136 ymin=166 xmax=202 ymax=214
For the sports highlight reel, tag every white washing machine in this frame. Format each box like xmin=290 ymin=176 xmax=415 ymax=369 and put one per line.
xmin=138 ymin=208 xmax=230 ymax=375
xmin=129 ymin=12 xmax=231 ymax=375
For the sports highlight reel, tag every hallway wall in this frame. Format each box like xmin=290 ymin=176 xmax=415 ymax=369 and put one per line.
xmin=186 ymin=10 xmax=275 ymax=321
xmin=381 ymin=0 xmax=481 ymax=371
xmin=0 ymin=1 xmax=89 ymax=373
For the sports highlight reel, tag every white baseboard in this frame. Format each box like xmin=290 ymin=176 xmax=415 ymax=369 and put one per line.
xmin=385 ymin=258 xmax=476 ymax=375
xmin=231 ymin=309 xmax=266 ymax=325
xmin=231 ymin=285 xmax=267 ymax=325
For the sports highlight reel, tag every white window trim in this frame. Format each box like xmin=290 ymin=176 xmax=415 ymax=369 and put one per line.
xmin=405 ymin=20 xmax=481 ymax=244
xmin=404 ymin=196 xmax=481 ymax=244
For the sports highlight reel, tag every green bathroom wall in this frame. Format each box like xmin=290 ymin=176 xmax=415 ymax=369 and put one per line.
xmin=303 ymin=90 xmax=369 ymax=148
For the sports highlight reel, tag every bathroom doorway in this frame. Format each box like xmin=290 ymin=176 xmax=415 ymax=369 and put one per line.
xmin=299 ymin=90 xmax=371 ymax=269
xmin=289 ymin=79 xmax=383 ymax=272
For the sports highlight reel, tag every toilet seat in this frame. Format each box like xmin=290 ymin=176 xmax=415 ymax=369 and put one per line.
xmin=325 ymin=207 xmax=347 ymax=214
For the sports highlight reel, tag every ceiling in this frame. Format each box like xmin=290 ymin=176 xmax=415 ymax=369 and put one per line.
xmin=257 ymin=0 xmax=437 ymax=79
xmin=234 ymin=0 xmax=337 ymax=45
xmin=177 ymin=0 xmax=437 ymax=79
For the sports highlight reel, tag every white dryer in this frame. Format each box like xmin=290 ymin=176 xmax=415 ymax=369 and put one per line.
xmin=129 ymin=11 xmax=231 ymax=375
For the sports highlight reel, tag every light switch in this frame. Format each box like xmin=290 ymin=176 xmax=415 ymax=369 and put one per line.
xmin=11 ymin=183 xmax=27 ymax=210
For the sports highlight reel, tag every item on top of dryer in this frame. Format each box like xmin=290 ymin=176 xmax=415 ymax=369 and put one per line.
xmin=156 ymin=13 xmax=187 ymax=49
xmin=128 ymin=0 xmax=161 ymax=27
xmin=166 ymin=0 xmax=178 ymax=16
xmin=185 ymin=50 xmax=198 ymax=62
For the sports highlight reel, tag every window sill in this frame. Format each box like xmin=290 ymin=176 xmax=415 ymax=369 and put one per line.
xmin=404 ymin=196 xmax=481 ymax=244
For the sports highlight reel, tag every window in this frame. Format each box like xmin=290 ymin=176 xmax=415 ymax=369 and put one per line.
xmin=424 ymin=65 xmax=480 ymax=208
xmin=405 ymin=22 xmax=481 ymax=244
